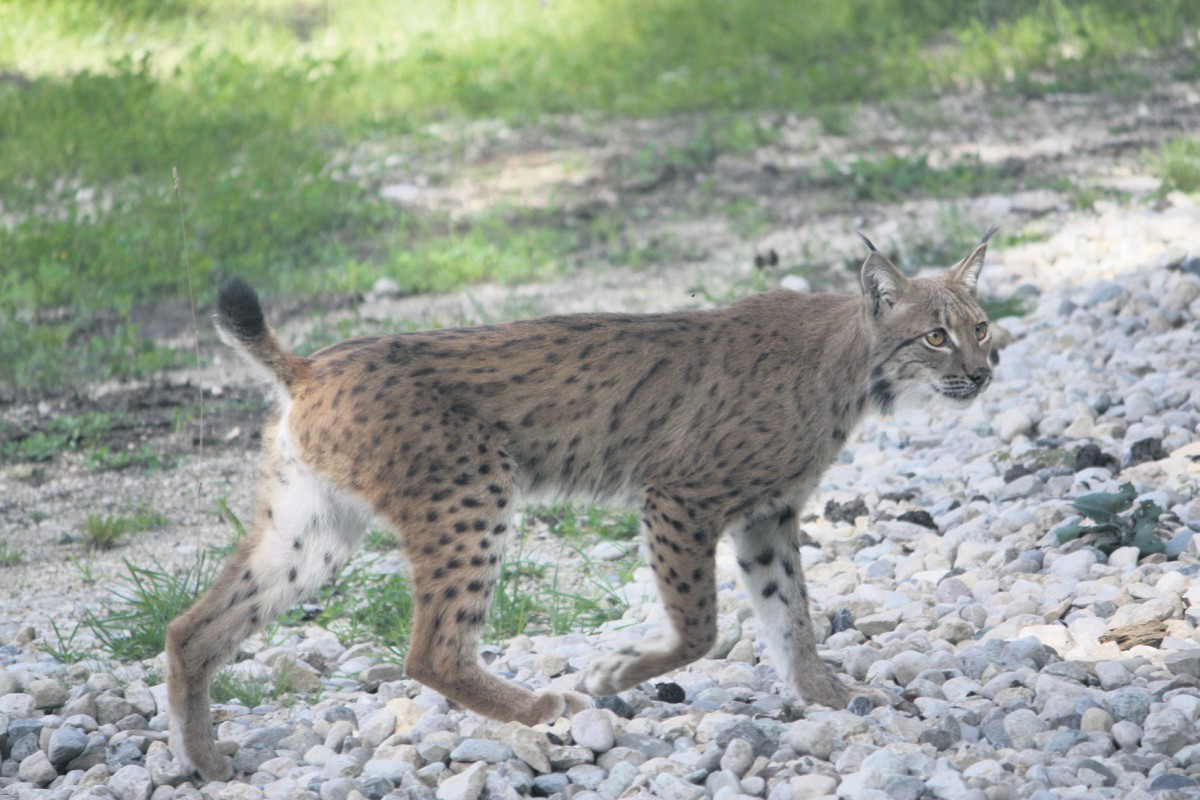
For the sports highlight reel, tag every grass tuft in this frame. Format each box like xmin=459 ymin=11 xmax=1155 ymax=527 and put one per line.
xmin=84 ymin=555 xmax=216 ymax=662
xmin=80 ymin=508 xmax=167 ymax=551
xmin=1152 ymin=138 xmax=1200 ymax=196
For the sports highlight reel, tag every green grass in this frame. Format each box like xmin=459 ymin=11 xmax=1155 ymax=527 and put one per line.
xmin=2 ymin=1 xmax=1194 ymax=393
xmin=1152 ymin=138 xmax=1200 ymax=196
xmin=80 ymin=507 xmax=167 ymax=551
xmin=0 ymin=539 xmax=23 ymax=566
xmin=281 ymin=504 xmax=635 ymax=659
xmin=84 ymin=554 xmax=218 ymax=662
xmin=211 ymin=669 xmax=273 ymax=707
xmin=1 ymin=411 xmax=116 ymax=463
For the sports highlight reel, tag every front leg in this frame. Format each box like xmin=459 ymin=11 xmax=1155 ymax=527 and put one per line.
xmin=732 ymin=505 xmax=850 ymax=707
xmin=586 ymin=487 xmax=719 ymax=694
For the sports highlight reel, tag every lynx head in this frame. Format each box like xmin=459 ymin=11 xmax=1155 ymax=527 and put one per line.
xmin=857 ymin=230 xmax=995 ymax=413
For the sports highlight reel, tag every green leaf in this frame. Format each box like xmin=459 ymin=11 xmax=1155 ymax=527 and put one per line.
xmin=1055 ymin=524 xmax=1088 ymax=544
xmin=1132 ymin=527 xmax=1166 ymax=556
xmin=1071 ymin=483 xmax=1137 ymax=522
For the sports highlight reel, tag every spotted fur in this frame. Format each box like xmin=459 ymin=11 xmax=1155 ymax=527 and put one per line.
xmin=167 ymin=235 xmax=994 ymax=780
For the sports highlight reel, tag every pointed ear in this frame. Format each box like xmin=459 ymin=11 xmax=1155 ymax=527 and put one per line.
xmin=860 ymin=250 xmax=908 ymax=317
xmin=951 ymin=226 xmax=997 ymax=296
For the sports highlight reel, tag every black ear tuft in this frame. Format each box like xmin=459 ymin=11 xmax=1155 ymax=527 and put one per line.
xmin=855 ymin=231 xmax=879 ymax=253
xmin=217 ymin=279 xmax=266 ymax=342
xmin=860 ymin=251 xmax=907 ymax=317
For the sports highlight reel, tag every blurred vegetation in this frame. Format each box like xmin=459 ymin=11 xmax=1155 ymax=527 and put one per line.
xmin=1 ymin=0 xmax=1197 ymax=391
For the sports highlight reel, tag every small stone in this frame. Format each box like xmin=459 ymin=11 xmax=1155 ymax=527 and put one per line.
xmin=1109 ymin=687 xmax=1152 ymax=724
xmin=48 ymin=725 xmax=89 ymax=767
xmin=318 ymin=777 xmax=355 ymax=800
xmin=1165 ymin=650 xmax=1200 ymax=679
xmin=495 ymin=723 xmax=552 ymax=773
xmin=361 ymin=758 xmax=414 ymax=783
xmin=18 ymin=750 xmax=59 ymax=785
xmin=94 ymin=692 xmax=135 ymax=725
xmin=599 ymin=760 xmax=640 ymax=798
xmin=1111 ymin=720 xmax=1143 ymax=750
xmin=533 ymin=772 xmax=571 ymax=795
xmin=1143 ymin=707 xmax=1195 ymax=755
xmin=889 ymin=650 xmax=930 ymax=687
xmin=651 ymin=773 xmax=706 ymax=800
xmin=1129 ymin=437 xmax=1167 ymax=466
xmin=855 ymin=610 xmax=902 ymax=638
xmin=613 ymin=733 xmax=672 ymax=759
xmin=715 ymin=720 xmax=780 ymax=757
xmin=1148 ymin=774 xmax=1198 ymax=792
xmin=595 ymin=694 xmax=635 ymax=718
xmin=27 ymin=677 xmax=69 ymax=710
xmin=998 ymin=474 xmax=1043 ymax=500
xmin=885 ymin=774 xmax=925 ymax=800
xmin=790 ymin=773 xmax=839 ymax=797
xmin=108 ymin=764 xmax=154 ymax=800
xmin=0 ymin=692 xmax=37 ymax=718
xmin=548 ymin=744 xmax=594 ymax=769
xmin=233 ymin=726 xmax=292 ymax=774
xmin=655 ymin=682 xmax=685 ymax=703
xmin=1094 ymin=660 xmax=1132 ymax=690
xmin=935 ymin=577 xmax=972 ymax=603
xmin=1076 ymin=759 xmax=1117 ymax=788
xmin=784 ymin=720 xmax=837 ymax=760
xmin=449 ymin=738 xmax=512 ymax=763
xmin=1004 ymin=708 xmax=1046 ymax=749
xmin=1080 ymin=707 xmax=1114 ymax=733
xmin=719 ymin=737 xmax=755 ymax=777
xmin=996 ymin=409 xmax=1034 ymax=442
xmin=897 ymin=510 xmax=937 ymax=529
xmin=571 ymin=708 xmax=616 ymax=753
xmin=436 ymin=761 xmax=487 ymax=800
xmin=357 ymin=707 xmax=397 ymax=748
xmin=535 ymin=653 xmax=569 ymax=677
xmin=919 ymin=716 xmax=962 ymax=750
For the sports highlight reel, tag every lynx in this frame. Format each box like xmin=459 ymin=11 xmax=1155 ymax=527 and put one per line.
xmin=168 ymin=232 xmax=994 ymax=780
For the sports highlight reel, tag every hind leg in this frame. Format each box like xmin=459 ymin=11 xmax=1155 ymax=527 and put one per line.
xmin=732 ymin=504 xmax=850 ymax=706
xmin=167 ymin=459 xmax=369 ymax=781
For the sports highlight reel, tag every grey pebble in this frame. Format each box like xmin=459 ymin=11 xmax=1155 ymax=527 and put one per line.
xmin=448 ymin=738 xmax=512 ymax=763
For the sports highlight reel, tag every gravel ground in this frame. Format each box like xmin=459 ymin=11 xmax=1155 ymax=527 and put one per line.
xmin=3 ymin=83 xmax=1200 ymax=800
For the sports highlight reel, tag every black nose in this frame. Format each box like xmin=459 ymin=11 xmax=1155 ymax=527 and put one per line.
xmin=969 ymin=366 xmax=992 ymax=386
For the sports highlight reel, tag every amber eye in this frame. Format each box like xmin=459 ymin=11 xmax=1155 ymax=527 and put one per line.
xmin=975 ymin=322 xmax=989 ymax=341
xmin=925 ymin=328 xmax=947 ymax=347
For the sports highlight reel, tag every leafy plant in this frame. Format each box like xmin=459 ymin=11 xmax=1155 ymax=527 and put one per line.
xmin=1055 ymin=482 xmax=1165 ymax=557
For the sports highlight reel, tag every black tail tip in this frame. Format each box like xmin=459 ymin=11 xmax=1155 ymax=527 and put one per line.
xmin=217 ymin=278 xmax=265 ymax=341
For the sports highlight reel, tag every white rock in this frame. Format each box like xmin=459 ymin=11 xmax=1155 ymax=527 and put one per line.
xmin=436 ymin=761 xmax=489 ymax=800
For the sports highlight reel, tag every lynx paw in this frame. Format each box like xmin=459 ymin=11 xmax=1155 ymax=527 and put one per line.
xmin=521 ymin=689 xmax=595 ymax=725
xmin=584 ymin=645 xmax=643 ymax=696
xmin=794 ymin=667 xmax=853 ymax=708
xmin=174 ymin=746 xmax=233 ymax=784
